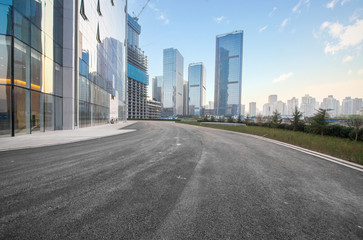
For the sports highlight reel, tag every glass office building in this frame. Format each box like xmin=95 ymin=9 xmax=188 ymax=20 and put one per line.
xmin=162 ymin=48 xmax=184 ymax=116
xmin=188 ymin=63 xmax=206 ymax=115
xmin=214 ymin=30 xmax=243 ymax=116
xmin=152 ymin=76 xmax=162 ymax=103
xmin=0 ymin=0 xmax=127 ymax=136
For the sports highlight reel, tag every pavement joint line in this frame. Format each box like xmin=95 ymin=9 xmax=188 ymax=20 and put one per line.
xmin=183 ymin=123 xmax=363 ymax=173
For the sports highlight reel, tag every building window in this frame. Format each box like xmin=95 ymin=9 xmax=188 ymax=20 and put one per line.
xmin=80 ymin=0 xmax=88 ymax=20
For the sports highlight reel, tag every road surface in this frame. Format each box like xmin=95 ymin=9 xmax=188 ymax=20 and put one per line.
xmin=1 ymin=121 xmax=362 ymax=239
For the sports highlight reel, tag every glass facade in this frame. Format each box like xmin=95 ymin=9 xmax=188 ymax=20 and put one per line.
xmin=152 ymin=76 xmax=163 ymax=103
xmin=78 ymin=0 xmax=127 ymax=127
xmin=0 ymin=0 xmax=127 ymax=136
xmin=0 ymin=0 xmax=64 ymax=137
xmin=163 ymin=48 xmax=184 ymax=116
xmin=188 ymin=63 xmax=206 ymax=115
xmin=214 ymin=31 xmax=243 ymax=116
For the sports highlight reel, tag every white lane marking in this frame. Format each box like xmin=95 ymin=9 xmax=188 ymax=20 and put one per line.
xmin=183 ymin=124 xmax=363 ymax=173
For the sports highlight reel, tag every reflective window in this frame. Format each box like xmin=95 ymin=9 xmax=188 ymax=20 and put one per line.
xmin=0 ymin=0 xmax=13 ymax=5
xmin=0 ymin=35 xmax=12 ymax=84
xmin=14 ymin=10 xmax=30 ymax=45
xmin=45 ymin=94 xmax=54 ymax=131
xmin=31 ymin=49 xmax=42 ymax=91
xmin=14 ymin=39 xmax=30 ymax=88
xmin=30 ymin=0 xmax=42 ymax=28
xmin=54 ymin=96 xmax=62 ymax=130
xmin=14 ymin=86 xmax=28 ymax=135
xmin=14 ymin=0 xmax=31 ymax=18
xmin=0 ymin=85 xmax=11 ymax=136
xmin=31 ymin=90 xmax=41 ymax=132
xmin=54 ymin=62 xmax=62 ymax=96
xmin=31 ymin=23 xmax=42 ymax=52
xmin=0 ymin=4 xmax=12 ymax=35
xmin=44 ymin=57 xmax=54 ymax=93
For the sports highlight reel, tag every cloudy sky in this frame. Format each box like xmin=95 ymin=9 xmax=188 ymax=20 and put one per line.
xmin=128 ymin=0 xmax=363 ymax=111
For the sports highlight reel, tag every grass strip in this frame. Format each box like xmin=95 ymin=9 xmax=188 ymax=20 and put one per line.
xmin=178 ymin=121 xmax=363 ymax=166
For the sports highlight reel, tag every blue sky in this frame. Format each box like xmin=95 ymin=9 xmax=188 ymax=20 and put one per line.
xmin=128 ymin=0 xmax=363 ymax=111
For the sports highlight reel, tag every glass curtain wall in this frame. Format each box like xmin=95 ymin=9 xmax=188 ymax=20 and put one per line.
xmin=214 ymin=31 xmax=243 ymax=116
xmin=0 ymin=0 xmax=63 ymax=137
xmin=78 ymin=0 xmax=127 ymax=127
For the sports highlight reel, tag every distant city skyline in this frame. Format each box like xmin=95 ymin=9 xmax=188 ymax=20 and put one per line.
xmin=128 ymin=0 xmax=363 ymax=111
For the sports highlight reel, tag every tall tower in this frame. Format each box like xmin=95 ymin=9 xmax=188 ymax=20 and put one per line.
xmin=162 ymin=48 xmax=184 ymax=116
xmin=127 ymin=14 xmax=149 ymax=119
xmin=214 ymin=31 xmax=243 ymax=116
xmin=188 ymin=63 xmax=206 ymax=115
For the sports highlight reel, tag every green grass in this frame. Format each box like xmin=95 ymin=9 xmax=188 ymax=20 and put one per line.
xmin=178 ymin=122 xmax=363 ymax=165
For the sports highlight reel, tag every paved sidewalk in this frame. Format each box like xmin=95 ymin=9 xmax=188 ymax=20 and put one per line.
xmin=0 ymin=121 xmax=137 ymax=151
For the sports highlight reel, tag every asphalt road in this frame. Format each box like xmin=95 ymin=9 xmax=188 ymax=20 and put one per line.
xmin=0 ymin=121 xmax=362 ymax=240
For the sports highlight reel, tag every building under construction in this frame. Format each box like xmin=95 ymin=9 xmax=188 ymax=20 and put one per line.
xmin=127 ymin=14 xmax=149 ymax=119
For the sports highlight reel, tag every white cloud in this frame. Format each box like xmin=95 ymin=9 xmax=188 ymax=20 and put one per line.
xmin=341 ymin=0 xmax=350 ymax=5
xmin=342 ymin=55 xmax=353 ymax=63
xmin=214 ymin=16 xmax=226 ymax=24
xmin=148 ymin=3 xmax=170 ymax=25
xmin=321 ymin=19 xmax=363 ymax=54
xmin=350 ymin=9 xmax=363 ymax=22
xmin=259 ymin=25 xmax=268 ymax=32
xmin=348 ymin=69 xmax=353 ymax=75
xmin=358 ymin=69 xmax=363 ymax=75
xmin=273 ymin=72 xmax=293 ymax=83
xmin=280 ymin=18 xmax=290 ymax=31
xmin=292 ymin=0 xmax=310 ymax=13
xmin=327 ymin=0 xmax=339 ymax=9
xmin=269 ymin=7 xmax=277 ymax=17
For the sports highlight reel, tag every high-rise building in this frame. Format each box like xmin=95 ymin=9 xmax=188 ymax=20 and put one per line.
xmin=268 ymin=95 xmax=278 ymax=105
xmin=127 ymin=14 xmax=148 ymax=119
xmin=342 ymin=97 xmax=353 ymax=115
xmin=162 ymin=48 xmax=184 ymax=116
xmin=249 ymin=102 xmax=256 ymax=116
xmin=188 ymin=63 xmax=206 ymax=115
xmin=183 ymin=80 xmax=189 ymax=115
xmin=352 ymin=98 xmax=363 ymax=115
xmin=287 ymin=97 xmax=299 ymax=116
xmin=0 ymin=0 xmax=128 ymax=137
xmin=275 ymin=101 xmax=286 ymax=115
xmin=300 ymin=94 xmax=316 ymax=117
xmin=152 ymin=76 xmax=163 ymax=103
xmin=214 ymin=30 xmax=243 ymax=116
xmin=241 ymin=104 xmax=245 ymax=116
xmin=321 ymin=95 xmax=339 ymax=117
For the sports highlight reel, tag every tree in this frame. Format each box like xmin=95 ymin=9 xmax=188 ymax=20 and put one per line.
xmin=270 ymin=110 xmax=282 ymax=128
xmin=227 ymin=116 xmax=234 ymax=123
xmin=310 ymin=108 xmax=329 ymax=136
xmin=210 ymin=116 xmax=215 ymax=122
xmin=202 ymin=115 xmax=209 ymax=122
xmin=290 ymin=107 xmax=304 ymax=131
xmin=347 ymin=115 xmax=363 ymax=141
xmin=245 ymin=114 xmax=251 ymax=125
xmin=237 ymin=115 xmax=242 ymax=123
xmin=256 ymin=113 xmax=264 ymax=126
xmin=218 ymin=116 xmax=225 ymax=122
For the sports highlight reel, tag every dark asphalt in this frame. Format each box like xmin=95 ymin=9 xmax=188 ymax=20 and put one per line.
xmin=0 ymin=121 xmax=362 ymax=239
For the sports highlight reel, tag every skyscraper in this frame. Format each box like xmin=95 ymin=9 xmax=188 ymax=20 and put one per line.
xmin=0 ymin=0 xmax=127 ymax=136
xmin=163 ymin=48 xmax=184 ymax=116
xmin=214 ymin=31 xmax=243 ymax=116
xmin=300 ymin=94 xmax=316 ymax=117
xmin=152 ymin=76 xmax=163 ymax=103
xmin=183 ymin=80 xmax=189 ymax=115
xmin=127 ymin=14 xmax=148 ymax=119
xmin=287 ymin=97 xmax=299 ymax=116
xmin=321 ymin=95 xmax=339 ymax=117
xmin=249 ymin=102 xmax=256 ymax=116
xmin=188 ymin=63 xmax=206 ymax=115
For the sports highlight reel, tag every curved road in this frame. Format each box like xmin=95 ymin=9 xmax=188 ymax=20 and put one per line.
xmin=0 ymin=121 xmax=362 ymax=239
